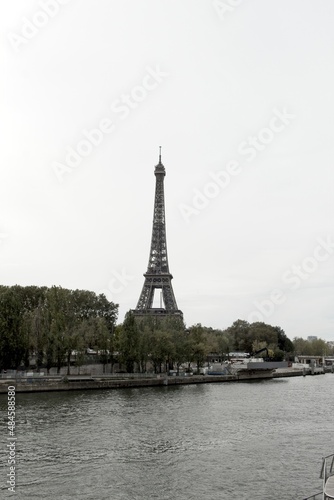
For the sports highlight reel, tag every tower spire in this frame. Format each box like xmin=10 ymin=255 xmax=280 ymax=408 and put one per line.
xmin=133 ymin=151 xmax=182 ymax=318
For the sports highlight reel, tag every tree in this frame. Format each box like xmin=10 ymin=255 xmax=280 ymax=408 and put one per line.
xmin=47 ymin=287 xmax=72 ymax=374
xmin=0 ymin=284 xmax=118 ymax=372
xmin=293 ymin=337 xmax=332 ymax=356
xmin=30 ymin=299 xmax=49 ymax=371
xmin=93 ymin=317 xmax=111 ymax=374
xmin=220 ymin=320 xmax=293 ymax=360
xmin=274 ymin=326 xmax=294 ymax=353
xmin=216 ymin=333 xmax=231 ymax=359
xmin=118 ymin=311 xmax=139 ymax=373
xmin=169 ymin=328 xmax=189 ymax=374
xmin=188 ymin=324 xmax=210 ymax=373
xmin=0 ymin=286 xmax=27 ymax=370
xmin=148 ymin=329 xmax=175 ymax=373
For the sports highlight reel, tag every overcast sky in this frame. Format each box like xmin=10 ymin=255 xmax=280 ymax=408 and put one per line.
xmin=1 ymin=0 xmax=334 ymax=340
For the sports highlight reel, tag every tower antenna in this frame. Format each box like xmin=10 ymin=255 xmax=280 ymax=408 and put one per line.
xmin=159 ymin=146 xmax=162 ymax=164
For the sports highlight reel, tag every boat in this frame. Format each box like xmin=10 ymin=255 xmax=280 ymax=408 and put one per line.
xmin=207 ymin=358 xmax=288 ymax=380
xmin=207 ymin=349 xmax=288 ymax=377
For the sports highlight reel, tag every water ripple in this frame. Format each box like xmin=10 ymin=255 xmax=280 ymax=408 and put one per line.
xmin=0 ymin=377 xmax=333 ymax=499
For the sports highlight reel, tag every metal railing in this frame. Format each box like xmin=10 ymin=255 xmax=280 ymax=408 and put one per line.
xmin=92 ymin=373 xmax=158 ymax=379
xmin=320 ymin=454 xmax=334 ymax=480
xmin=302 ymin=492 xmax=323 ymax=500
xmin=1 ymin=371 xmax=165 ymax=381
xmin=304 ymin=453 xmax=334 ymax=500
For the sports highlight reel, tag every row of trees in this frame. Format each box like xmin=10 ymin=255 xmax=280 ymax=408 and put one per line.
xmin=1 ymin=286 xmax=332 ymax=373
xmin=0 ymin=285 xmax=118 ymax=372
xmin=293 ymin=337 xmax=333 ymax=356
xmin=115 ymin=316 xmax=295 ymax=373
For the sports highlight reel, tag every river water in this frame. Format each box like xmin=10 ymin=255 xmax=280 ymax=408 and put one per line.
xmin=1 ymin=375 xmax=333 ymax=500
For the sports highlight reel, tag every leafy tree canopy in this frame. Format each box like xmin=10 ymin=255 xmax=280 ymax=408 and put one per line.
xmin=0 ymin=285 xmax=118 ymax=370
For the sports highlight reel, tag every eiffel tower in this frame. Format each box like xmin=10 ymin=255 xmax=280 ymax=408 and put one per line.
xmin=133 ymin=148 xmax=182 ymax=318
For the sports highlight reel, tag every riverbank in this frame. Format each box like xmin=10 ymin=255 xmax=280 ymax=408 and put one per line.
xmin=0 ymin=372 xmax=270 ymax=393
xmin=0 ymin=367 xmax=332 ymax=393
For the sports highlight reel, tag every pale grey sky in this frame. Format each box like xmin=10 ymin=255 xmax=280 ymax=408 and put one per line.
xmin=1 ymin=0 xmax=334 ymax=340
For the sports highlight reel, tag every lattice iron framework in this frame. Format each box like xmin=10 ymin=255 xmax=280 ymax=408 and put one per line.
xmin=133 ymin=149 xmax=182 ymax=318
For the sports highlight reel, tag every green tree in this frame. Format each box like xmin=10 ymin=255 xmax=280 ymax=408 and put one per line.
xmin=118 ymin=311 xmax=139 ymax=373
xmin=47 ymin=287 xmax=71 ymax=374
xmin=224 ymin=319 xmax=251 ymax=352
xmin=0 ymin=286 xmax=27 ymax=370
xmin=149 ymin=329 xmax=175 ymax=373
xmin=94 ymin=317 xmax=111 ymax=373
xmin=293 ymin=337 xmax=331 ymax=357
xmin=274 ymin=326 xmax=294 ymax=353
xmin=188 ymin=324 xmax=210 ymax=373
xmin=30 ymin=299 xmax=49 ymax=371
xmin=137 ymin=324 xmax=152 ymax=373
xmin=215 ymin=330 xmax=233 ymax=359
xmin=249 ymin=322 xmax=278 ymax=350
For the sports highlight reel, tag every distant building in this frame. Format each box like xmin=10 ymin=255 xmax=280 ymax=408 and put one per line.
xmin=307 ymin=336 xmax=318 ymax=342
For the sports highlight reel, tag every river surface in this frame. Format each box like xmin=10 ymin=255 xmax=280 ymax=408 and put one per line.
xmin=1 ymin=375 xmax=333 ymax=500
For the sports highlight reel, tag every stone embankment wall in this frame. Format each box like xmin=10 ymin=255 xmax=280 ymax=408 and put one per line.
xmin=0 ymin=370 xmax=282 ymax=394
xmin=1 ymin=367 xmax=330 ymax=394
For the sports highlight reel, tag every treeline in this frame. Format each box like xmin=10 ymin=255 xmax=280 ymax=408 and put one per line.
xmin=0 ymin=285 xmax=118 ymax=372
xmin=116 ymin=315 xmax=295 ymax=373
xmin=1 ymin=286 xmax=331 ymax=374
xmin=293 ymin=337 xmax=333 ymax=357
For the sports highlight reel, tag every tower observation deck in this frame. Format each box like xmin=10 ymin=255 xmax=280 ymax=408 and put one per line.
xmin=133 ymin=149 xmax=182 ymax=318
